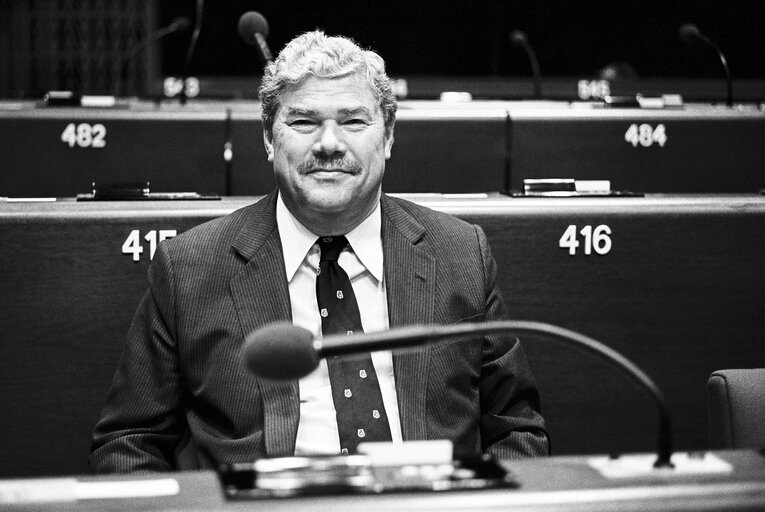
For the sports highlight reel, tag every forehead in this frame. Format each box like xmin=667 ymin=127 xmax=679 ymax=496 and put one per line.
xmin=277 ymin=74 xmax=380 ymax=116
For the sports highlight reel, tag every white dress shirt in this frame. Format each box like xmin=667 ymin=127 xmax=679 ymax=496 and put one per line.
xmin=275 ymin=193 xmax=403 ymax=455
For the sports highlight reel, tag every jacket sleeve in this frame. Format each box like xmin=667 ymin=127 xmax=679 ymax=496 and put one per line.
xmin=474 ymin=225 xmax=551 ymax=458
xmin=88 ymin=242 xmax=186 ymax=473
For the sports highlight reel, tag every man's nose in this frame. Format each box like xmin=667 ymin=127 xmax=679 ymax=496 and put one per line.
xmin=313 ymin=121 xmax=347 ymax=156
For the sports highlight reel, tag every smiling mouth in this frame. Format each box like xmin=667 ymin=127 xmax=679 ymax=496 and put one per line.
xmin=309 ymin=168 xmax=347 ymax=173
xmin=305 ymin=169 xmax=353 ymax=179
xmin=304 ymin=165 xmax=361 ymax=176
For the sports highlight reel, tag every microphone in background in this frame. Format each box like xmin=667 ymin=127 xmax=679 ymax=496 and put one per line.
xmin=238 ymin=11 xmax=274 ymax=66
xmin=180 ymin=0 xmax=205 ymax=104
xmin=509 ymin=30 xmax=542 ymax=99
xmin=117 ymin=16 xmax=192 ymax=97
xmin=242 ymin=320 xmax=674 ymax=468
xmin=678 ymin=23 xmax=732 ymax=107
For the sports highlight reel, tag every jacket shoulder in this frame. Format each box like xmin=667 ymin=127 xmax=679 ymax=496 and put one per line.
xmin=162 ymin=196 xmax=274 ymax=257
xmin=384 ymin=194 xmax=481 ymax=242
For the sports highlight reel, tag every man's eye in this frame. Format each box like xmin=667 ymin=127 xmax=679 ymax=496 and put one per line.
xmin=289 ymin=119 xmax=314 ymax=126
xmin=343 ymin=119 xmax=368 ymax=127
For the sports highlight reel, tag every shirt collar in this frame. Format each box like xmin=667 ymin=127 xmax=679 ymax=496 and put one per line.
xmin=345 ymin=202 xmax=384 ymax=283
xmin=276 ymin=192 xmax=384 ymax=283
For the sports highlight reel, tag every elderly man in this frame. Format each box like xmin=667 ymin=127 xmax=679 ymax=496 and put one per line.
xmin=89 ymin=30 xmax=548 ymax=473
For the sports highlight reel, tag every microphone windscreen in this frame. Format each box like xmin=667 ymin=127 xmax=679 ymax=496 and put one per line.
xmin=242 ymin=322 xmax=319 ymax=380
xmin=509 ymin=30 xmax=528 ymax=46
xmin=679 ymin=23 xmax=701 ymax=43
xmin=238 ymin=11 xmax=270 ymax=45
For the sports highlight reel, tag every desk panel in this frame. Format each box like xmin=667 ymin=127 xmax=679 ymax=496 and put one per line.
xmin=228 ymin=109 xmax=272 ymax=195
xmin=456 ymin=195 xmax=765 ymax=455
xmin=1 ymin=195 xmax=764 ymax=477
xmin=508 ymin=106 xmax=765 ymax=193
xmin=3 ymin=102 xmax=764 ymax=199
xmin=0 ymin=108 xmax=228 ymax=197
xmin=382 ymin=108 xmax=508 ymax=193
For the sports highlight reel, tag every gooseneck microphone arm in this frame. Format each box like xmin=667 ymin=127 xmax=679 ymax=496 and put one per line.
xmin=242 ymin=320 xmax=674 ymax=468
xmin=117 ymin=16 xmax=191 ymax=97
xmin=180 ymin=0 xmax=205 ymax=105
xmin=490 ymin=321 xmax=673 ymax=469
xmin=510 ymin=30 xmax=542 ymax=99
xmin=679 ymin=24 xmax=732 ymax=107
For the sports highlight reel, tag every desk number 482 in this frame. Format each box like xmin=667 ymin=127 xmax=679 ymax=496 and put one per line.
xmin=60 ymin=123 xmax=106 ymax=148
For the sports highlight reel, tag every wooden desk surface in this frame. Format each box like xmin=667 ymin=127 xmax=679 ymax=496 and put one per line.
xmin=2 ymin=450 xmax=764 ymax=511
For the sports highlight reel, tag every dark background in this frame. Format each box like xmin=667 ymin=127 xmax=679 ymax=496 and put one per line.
xmin=2 ymin=1 xmax=763 ymax=98
xmin=159 ymin=0 xmax=765 ymax=79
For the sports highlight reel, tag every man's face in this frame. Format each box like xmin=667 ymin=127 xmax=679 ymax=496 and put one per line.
xmin=265 ymin=74 xmax=394 ymax=231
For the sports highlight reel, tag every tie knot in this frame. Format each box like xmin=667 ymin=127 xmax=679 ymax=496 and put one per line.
xmin=318 ymin=235 xmax=348 ymax=262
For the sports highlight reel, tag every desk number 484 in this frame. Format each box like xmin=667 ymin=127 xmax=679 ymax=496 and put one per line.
xmin=559 ymin=225 xmax=612 ymax=255
xmin=624 ymin=123 xmax=666 ymax=148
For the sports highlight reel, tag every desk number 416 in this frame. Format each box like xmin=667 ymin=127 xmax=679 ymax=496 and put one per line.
xmin=559 ymin=225 xmax=612 ymax=255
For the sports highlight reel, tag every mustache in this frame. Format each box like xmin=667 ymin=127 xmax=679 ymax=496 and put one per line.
xmin=297 ymin=157 xmax=363 ymax=174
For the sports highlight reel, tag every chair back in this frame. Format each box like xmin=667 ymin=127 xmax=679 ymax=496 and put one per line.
xmin=707 ymin=369 xmax=765 ymax=449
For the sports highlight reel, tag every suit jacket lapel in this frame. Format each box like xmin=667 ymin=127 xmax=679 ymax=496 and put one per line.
xmin=229 ymin=192 xmax=299 ymax=457
xmin=381 ymin=195 xmax=436 ymax=441
xmin=227 ymin=193 xmax=436 ymax=452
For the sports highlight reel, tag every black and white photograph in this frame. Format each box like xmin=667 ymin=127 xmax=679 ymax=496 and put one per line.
xmin=1 ymin=1 xmax=764 ymax=510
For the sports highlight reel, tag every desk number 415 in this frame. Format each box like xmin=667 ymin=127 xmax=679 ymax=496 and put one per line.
xmin=122 ymin=230 xmax=177 ymax=262
xmin=559 ymin=225 xmax=612 ymax=255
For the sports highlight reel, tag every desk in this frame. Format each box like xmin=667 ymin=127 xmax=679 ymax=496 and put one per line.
xmin=507 ymin=104 xmax=765 ymax=192
xmin=1 ymin=101 xmax=763 ymax=197
xmin=0 ymin=102 xmax=508 ymax=196
xmin=0 ymin=107 xmax=229 ymax=197
xmin=1 ymin=450 xmax=764 ymax=511
xmin=1 ymin=194 xmax=764 ymax=477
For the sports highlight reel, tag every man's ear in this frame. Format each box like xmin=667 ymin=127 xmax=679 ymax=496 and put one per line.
xmin=263 ymin=128 xmax=274 ymax=162
xmin=384 ymin=121 xmax=395 ymax=159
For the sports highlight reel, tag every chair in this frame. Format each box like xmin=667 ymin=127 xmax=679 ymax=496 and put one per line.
xmin=707 ymin=369 xmax=765 ymax=449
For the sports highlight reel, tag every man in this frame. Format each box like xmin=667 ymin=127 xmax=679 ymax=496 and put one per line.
xmin=89 ymin=30 xmax=548 ymax=472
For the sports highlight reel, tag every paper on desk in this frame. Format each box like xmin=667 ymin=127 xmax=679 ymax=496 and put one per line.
xmin=0 ymin=477 xmax=179 ymax=504
xmin=588 ymin=452 xmax=733 ymax=479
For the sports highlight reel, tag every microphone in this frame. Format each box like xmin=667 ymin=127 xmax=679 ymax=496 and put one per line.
xmin=117 ymin=16 xmax=192 ymax=97
xmin=179 ymin=0 xmax=205 ymax=105
xmin=509 ymin=30 xmax=542 ymax=99
xmin=678 ymin=23 xmax=732 ymax=107
xmin=238 ymin=11 xmax=274 ymax=66
xmin=242 ymin=320 xmax=674 ymax=468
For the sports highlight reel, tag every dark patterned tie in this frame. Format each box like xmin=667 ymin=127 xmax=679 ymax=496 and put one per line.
xmin=316 ymin=235 xmax=392 ymax=454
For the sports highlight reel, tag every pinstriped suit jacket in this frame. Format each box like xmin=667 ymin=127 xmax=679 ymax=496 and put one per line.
xmin=89 ymin=191 xmax=548 ymax=473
